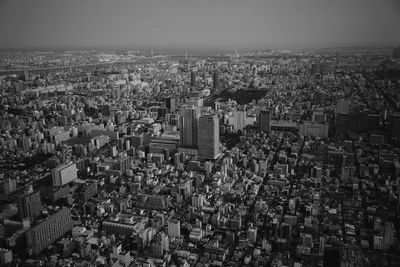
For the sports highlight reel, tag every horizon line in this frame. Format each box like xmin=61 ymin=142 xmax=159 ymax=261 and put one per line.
xmin=0 ymin=43 xmax=398 ymax=53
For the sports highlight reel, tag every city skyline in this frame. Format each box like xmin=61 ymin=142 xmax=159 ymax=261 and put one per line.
xmin=1 ymin=0 xmax=400 ymax=265
xmin=0 ymin=0 xmax=399 ymax=51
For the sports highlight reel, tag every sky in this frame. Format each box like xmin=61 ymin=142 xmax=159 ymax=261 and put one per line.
xmin=0 ymin=0 xmax=399 ymax=51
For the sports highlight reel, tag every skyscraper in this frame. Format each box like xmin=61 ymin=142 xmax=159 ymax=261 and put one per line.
xmin=232 ymin=110 xmax=246 ymax=131
xmin=180 ymin=107 xmax=200 ymax=148
xmin=161 ymin=232 xmax=169 ymax=252
xmin=52 ymin=162 xmax=78 ymax=186
xmin=247 ymin=226 xmax=257 ymax=244
xmin=23 ymin=70 xmax=29 ymax=81
xmin=198 ymin=114 xmax=219 ymax=160
xmin=190 ymin=71 xmax=196 ymax=87
xmin=389 ymin=113 xmax=400 ymax=139
xmin=168 ymin=219 xmax=181 ymax=237
xmin=18 ymin=185 xmax=41 ymax=222
xmin=259 ymin=109 xmax=271 ymax=133
xmin=165 ymin=97 xmax=176 ymax=113
xmin=213 ymin=70 xmax=219 ymax=89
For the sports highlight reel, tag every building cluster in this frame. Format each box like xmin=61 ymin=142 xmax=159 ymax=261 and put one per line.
xmin=0 ymin=50 xmax=150 ymax=71
xmin=0 ymin=47 xmax=400 ymax=266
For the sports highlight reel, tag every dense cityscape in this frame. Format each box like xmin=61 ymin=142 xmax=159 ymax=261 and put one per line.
xmin=1 ymin=0 xmax=400 ymax=266
xmin=0 ymin=46 xmax=399 ymax=267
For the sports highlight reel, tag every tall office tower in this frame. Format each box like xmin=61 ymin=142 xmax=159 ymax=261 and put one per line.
xmin=52 ymin=162 xmax=78 ymax=186
xmin=198 ymin=114 xmax=219 ymax=160
xmin=389 ymin=113 xmax=400 ymax=139
xmin=190 ymin=71 xmax=196 ymax=87
xmin=161 ymin=232 xmax=169 ymax=252
xmin=18 ymin=185 xmax=41 ymax=222
xmin=24 ymin=70 xmax=29 ymax=81
xmin=247 ymin=226 xmax=257 ymax=244
xmin=259 ymin=109 xmax=272 ymax=133
xmin=213 ymin=70 xmax=219 ymax=89
xmin=26 ymin=208 xmax=74 ymax=255
xmin=0 ymin=177 xmax=17 ymax=195
xmin=232 ymin=110 xmax=246 ymax=131
xmin=191 ymin=193 xmax=204 ymax=208
xmin=168 ymin=219 xmax=181 ymax=237
xmin=180 ymin=107 xmax=200 ymax=148
xmin=165 ymin=97 xmax=176 ymax=113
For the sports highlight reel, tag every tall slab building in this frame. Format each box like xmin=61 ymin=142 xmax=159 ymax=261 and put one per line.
xmin=259 ymin=109 xmax=272 ymax=133
xmin=18 ymin=185 xmax=41 ymax=222
xmin=180 ymin=107 xmax=200 ymax=148
xmin=198 ymin=114 xmax=219 ymax=160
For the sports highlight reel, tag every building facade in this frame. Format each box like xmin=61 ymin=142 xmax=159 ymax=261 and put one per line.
xmin=26 ymin=208 xmax=74 ymax=255
xmin=198 ymin=114 xmax=219 ymax=160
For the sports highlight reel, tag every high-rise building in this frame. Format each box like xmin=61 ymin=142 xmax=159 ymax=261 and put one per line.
xmin=319 ymin=236 xmax=326 ymax=256
xmin=213 ymin=70 xmax=219 ymax=89
xmin=180 ymin=107 xmax=200 ymax=148
xmin=0 ymin=248 xmax=13 ymax=265
xmin=23 ymin=70 xmax=29 ymax=81
xmin=231 ymin=110 xmax=246 ymax=131
xmin=0 ymin=177 xmax=17 ymax=195
xmin=52 ymin=162 xmax=78 ymax=186
xmin=190 ymin=71 xmax=196 ymax=87
xmin=191 ymin=193 xmax=204 ymax=208
xmin=198 ymin=114 xmax=219 ymax=160
xmin=259 ymin=109 xmax=271 ymax=133
xmin=26 ymin=208 xmax=73 ymax=255
xmin=165 ymin=97 xmax=176 ymax=113
xmin=389 ymin=113 xmax=400 ymax=139
xmin=299 ymin=121 xmax=329 ymax=138
xmin=279 ymin=222 xmax=291 ymax=240
xmin=168 ymin=219 xmax=181 ymax=237
xmin=247 ymin=226 xmax=257 ymax=244
xmin=161 ymin=232 xmax=169 ymax=252
xmin=18 ymin=185 xmax=41 ymax=222
xmin=384 ymin=222 xmax=394 ymax=249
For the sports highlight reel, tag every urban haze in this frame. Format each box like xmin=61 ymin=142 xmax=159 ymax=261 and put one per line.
xmin=0 ymin=0 xmax=400 ymax=267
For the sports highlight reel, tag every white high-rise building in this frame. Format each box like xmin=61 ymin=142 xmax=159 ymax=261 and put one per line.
xmin=230 ymin=110 xmax=246 ymax=131
xmin=191 ymin=193 xmax=204 ymax=208
xmin=52 ymin=162 xmax=78 ymax=186
xmin=168 ymin=219 xmax=181 ymax=238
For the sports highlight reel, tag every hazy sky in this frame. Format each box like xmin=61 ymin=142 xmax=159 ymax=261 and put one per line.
xmin=0 ymin=0 xmax=399 ymax=51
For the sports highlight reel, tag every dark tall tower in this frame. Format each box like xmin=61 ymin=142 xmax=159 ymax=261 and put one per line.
xmin=389 ymin=113 xmax=400 ymax=139
xmin=259 ymin=109 xmax=272 ymax=133
xmin=18 ymin=185 xmax=41 ymax=222
xmin=198 ymin=114 xmax=219 ymax=160
xmin=213 ymin=70 xmax=219 ymax=89
xmin=180 ymin=107 xmax=200 ymax=148
xmin=165 ymin=97 xmax=176 ymax=113
xmin=190 ymin=71 xmax=196 ymax=87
